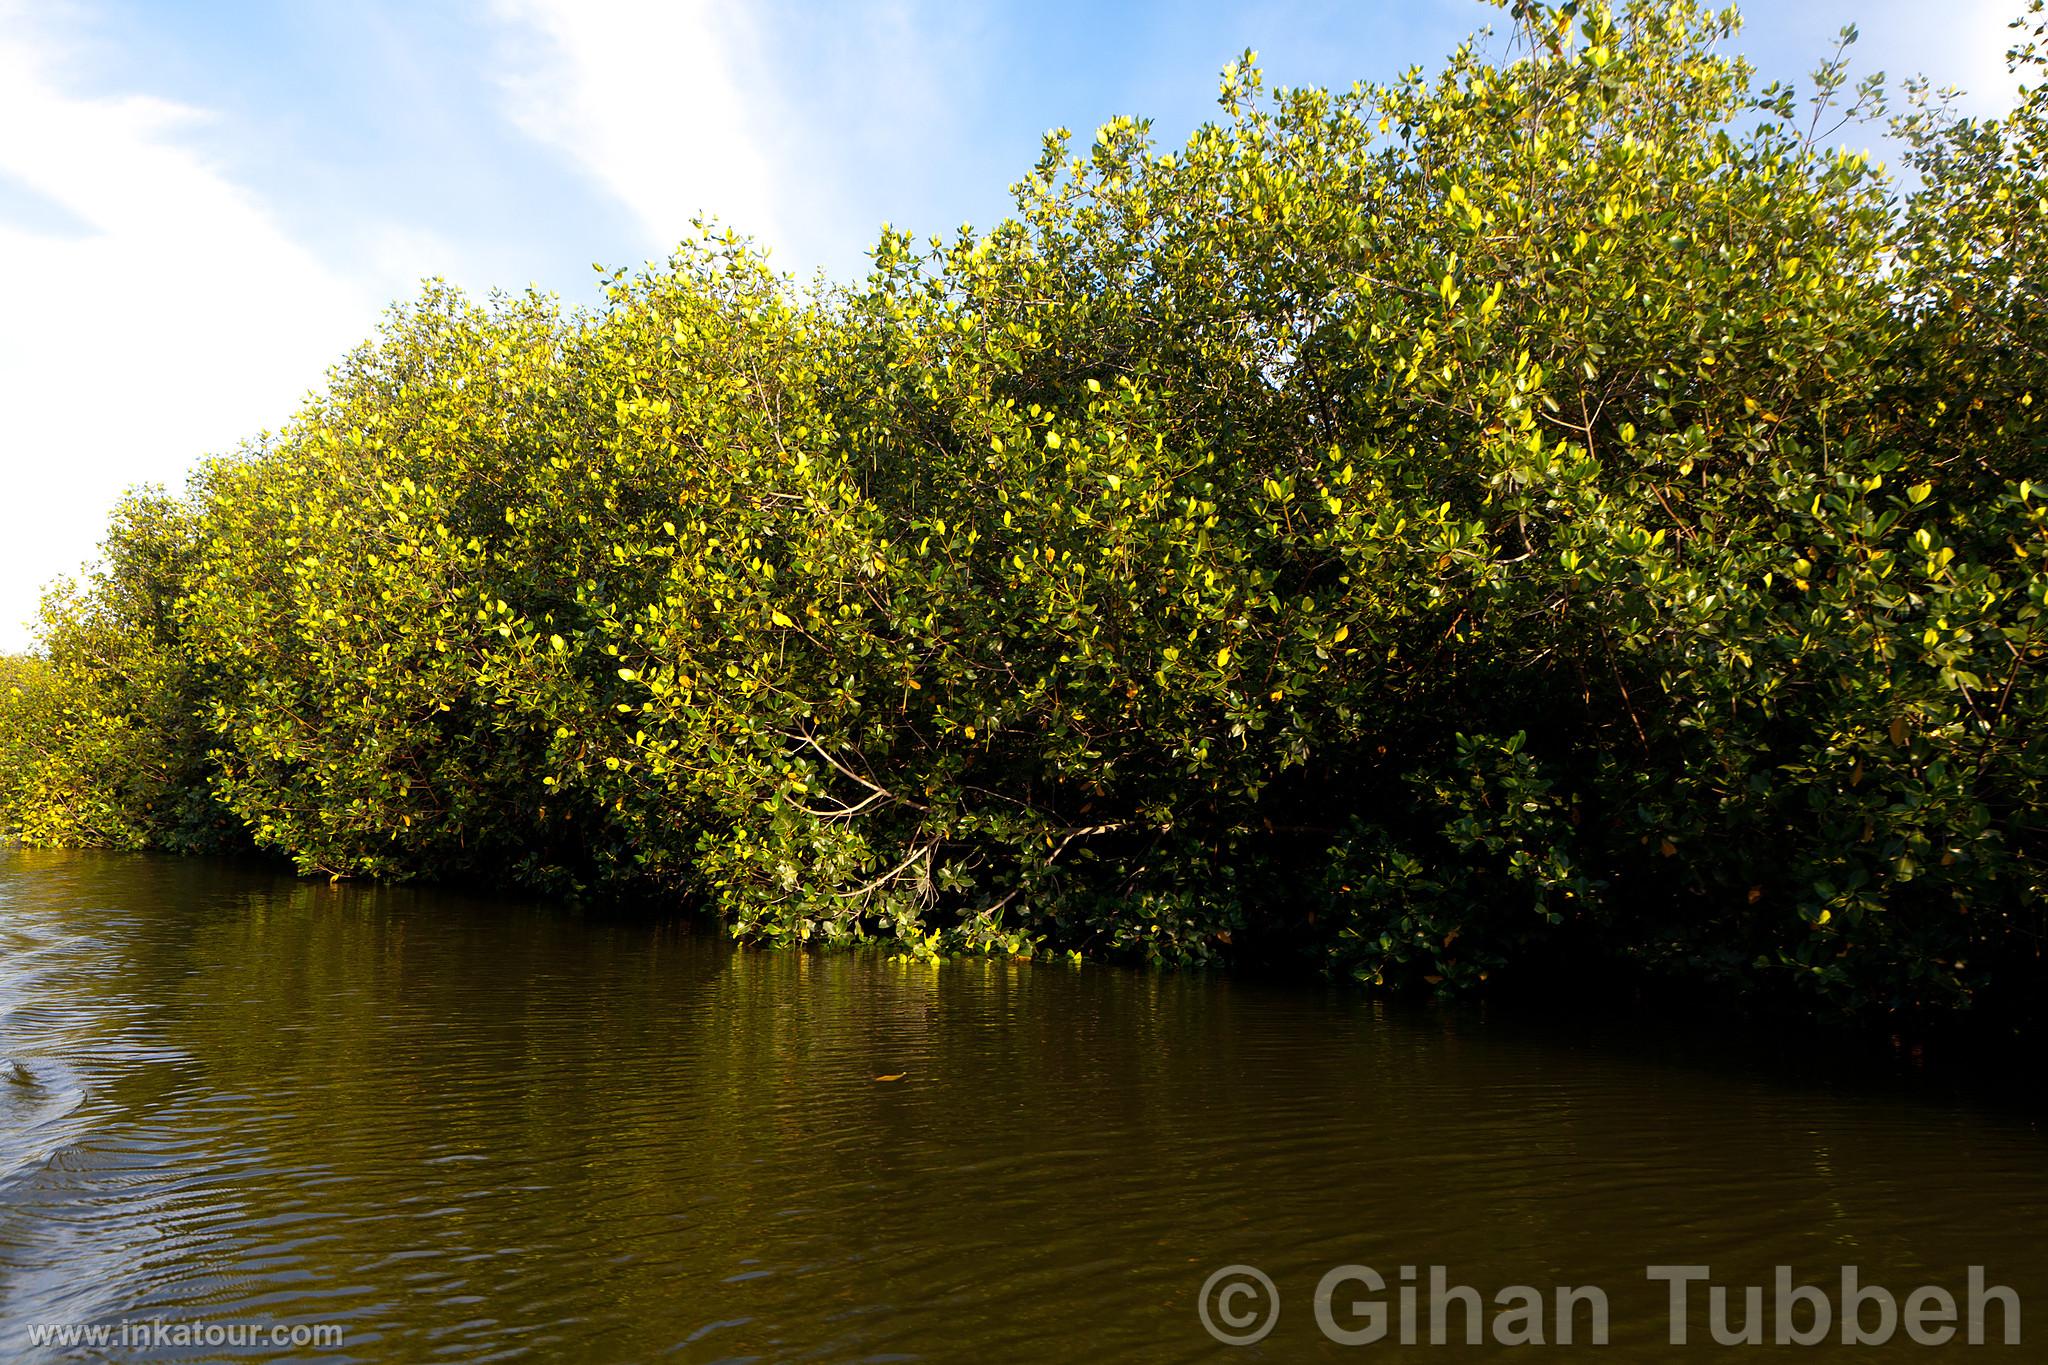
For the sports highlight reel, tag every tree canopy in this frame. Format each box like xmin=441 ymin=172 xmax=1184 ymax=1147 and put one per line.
xmin=6 ymin=1 xmax=2045 ymax=1032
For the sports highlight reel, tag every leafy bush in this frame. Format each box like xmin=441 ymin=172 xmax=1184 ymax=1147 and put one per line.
xmin=3 ymin=493 xmax=234 ymax=851
xmin=4 ymin=1 xmax=2044 ymax=1030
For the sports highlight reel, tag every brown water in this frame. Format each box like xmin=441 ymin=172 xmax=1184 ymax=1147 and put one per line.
xmin=0 ymin=849 xmax=2041 ymax=1362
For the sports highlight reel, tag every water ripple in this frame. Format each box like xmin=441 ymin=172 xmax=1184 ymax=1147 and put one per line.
xmin=0 ymin=849 xmax=2042 ymax=1361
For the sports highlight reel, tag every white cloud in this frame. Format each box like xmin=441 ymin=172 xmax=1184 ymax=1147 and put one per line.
xmin=484 ymin=0 xmax=998 ymax=281
xmin=0 ymin=6 xmax=390 ymax=652
xmin=1938 ymin=1 xmax=2028 ymax=114
xmin=489 ymin=0 xmax=786 ymax=261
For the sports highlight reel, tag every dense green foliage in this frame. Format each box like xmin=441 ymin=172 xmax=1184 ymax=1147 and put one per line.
xmin=7 ymin=2 xmax=2046 ymax=1029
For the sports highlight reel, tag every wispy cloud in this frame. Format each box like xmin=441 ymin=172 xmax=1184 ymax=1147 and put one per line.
xmin=488 ymin=0 xmax=787 ymax=261
xmin=0 ymin=4 xmax=386 ymax=650
xmin=485 ymin=0 xmax=1000 ymax=278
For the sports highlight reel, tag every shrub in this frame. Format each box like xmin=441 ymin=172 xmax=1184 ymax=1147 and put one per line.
xmin=6 ymin=1 xmax=2043 ymax=1031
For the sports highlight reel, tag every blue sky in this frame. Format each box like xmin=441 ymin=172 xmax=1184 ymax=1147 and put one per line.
xmin=0 ymin=0 xmax=2026 ymax=650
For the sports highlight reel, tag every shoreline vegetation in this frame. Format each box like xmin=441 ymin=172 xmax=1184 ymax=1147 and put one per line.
xmin=3 ymin=1 xmax=2044 ymax=1036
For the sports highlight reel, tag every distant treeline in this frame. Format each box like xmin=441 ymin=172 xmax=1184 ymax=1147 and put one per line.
xmin=5 ymin=2 xmax=2044 ymax=1031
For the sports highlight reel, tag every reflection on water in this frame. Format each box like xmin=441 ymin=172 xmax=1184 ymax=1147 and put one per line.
xmin=0 ymin=848 xmax=2041 ymax=1361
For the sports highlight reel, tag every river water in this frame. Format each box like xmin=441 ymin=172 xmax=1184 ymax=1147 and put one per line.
xmin=0 ymin=848 xmax=2040 ymax=1361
